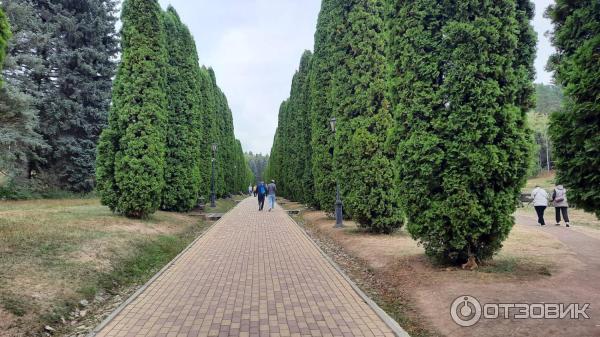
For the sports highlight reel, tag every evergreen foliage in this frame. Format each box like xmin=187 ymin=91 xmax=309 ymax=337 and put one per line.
xmin=268 ymin=51 xmax=314 ymax=204
xmin=309 ymin=0 xmax=345 ymax=211
xmin=332 ymin=0 xmax=402 ymax=233
xmin=547 ymin=0 xmax=600 ymax=217
xmin=389 ymin=0 xmax=533 ymax=262
xmin=161 ymin=7 xmax=203 ymax=211
xmin=1 ymin=0 xmax=51 ymax=183
xmin=266 ymin=101 xmax=288 ymax=191
xmin=96 ymin=0 xmax=168 ymax=218
xmin=535 ymin=83 xmax=564 ymax=115
xmin=0 ymin=86 xmax=46 ymax=178
xmin=0 ymin=7 xmax=9 ymax=69
xmin=197 ymin=67 xmax=217 ymax=200
xmin=35 ymin=0 xmax=119 ymax=192
xmin=245 ymin=152 xmax=269 ymax=183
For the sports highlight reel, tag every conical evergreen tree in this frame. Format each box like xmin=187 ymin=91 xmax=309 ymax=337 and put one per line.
xmin=197 ymin=66 xmax=216 ymax=200
xmin=267 ymin=101 xmax=288 ymax=187
xmin=547 ymin=0 xmax=600 ymax=217
xmin=309 ymin=0 xmax=345 ymax=211
xmin=161 ymin=7 xmax=203 ymax=211
xmin=390 ymin=0 xmax=532 ymax=262
xmin=284 ymin=51 xmax=314 ymax=203
xmin=332 ymin=0 xmax=402 ymax=233
xmin=96 ymin=0 xmax=168 ymax=218
xmin=35 ymin=0 xmax=119 ymax=192
xmin=0 ymin=0 xmax=47 ymax=181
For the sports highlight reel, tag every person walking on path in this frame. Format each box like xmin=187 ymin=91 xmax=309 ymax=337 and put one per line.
xmin=267 ymin=180 xmax=277 ymax=212
xmin=531 ymin=185 xmax=549 ymax=226
xmin=552 ymin=184 xmax=570 ymax=227
xmin=257 ymin=181 xmax=267 ymax=211
xmin=248 ymin=184 xmax=253 ymax=196
xmin=253 ymin=185 xmax=258 ymax=197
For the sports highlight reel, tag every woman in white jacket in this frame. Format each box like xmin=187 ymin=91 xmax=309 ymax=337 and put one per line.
xmin=531 ymin=185 xmax=549 ymax=226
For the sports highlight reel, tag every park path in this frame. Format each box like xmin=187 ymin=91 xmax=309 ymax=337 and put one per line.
xmin=92 ymin=198 xmax=402 ymax=337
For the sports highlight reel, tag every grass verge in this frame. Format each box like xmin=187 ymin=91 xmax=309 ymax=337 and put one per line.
xmin=0 ymin=197 xmax=238 ymax=336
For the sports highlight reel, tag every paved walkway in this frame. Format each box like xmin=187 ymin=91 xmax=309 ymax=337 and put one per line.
xmin=92 ymin=198 xmax=401 ymax=337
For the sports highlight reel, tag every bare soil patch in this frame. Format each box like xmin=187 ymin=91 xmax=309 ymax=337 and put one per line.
xmin=295 ymin=205 xmax=600 ymax=337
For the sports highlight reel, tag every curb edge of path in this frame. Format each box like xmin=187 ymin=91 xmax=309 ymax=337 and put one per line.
xmin=86 ymin=202 xmax=236 ymax=337
xmin=282 ymin=208 xmax=411 ymax=337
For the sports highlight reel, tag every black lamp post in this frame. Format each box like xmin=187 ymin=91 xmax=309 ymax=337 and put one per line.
xmin=329 ymin=117 xmax=344 ymax=228
xmin=211 ymin=143 xmax=218 ymax=208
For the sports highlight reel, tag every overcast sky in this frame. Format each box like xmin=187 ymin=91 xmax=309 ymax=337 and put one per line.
xmin=156 ymin=0 xmax=556 ymax=155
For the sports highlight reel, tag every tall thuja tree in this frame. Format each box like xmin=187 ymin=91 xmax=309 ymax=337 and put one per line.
xmin=285 ymin=51 xmax=314 ymax=203
xmin=234 ymin=139 xmax=253 ymax=192
xmin=96 ymin=0 xmax=167 ymax=218
xmin=310 ymin=0 xmax=345 ymax=211
xmin=161 ymin=7 xmax=203 ymax=211
xmin=332 ymin=0 xmax=402 ymax=233
xmin=197 ymin=67 xmax=216 ymax=200
xmin=216 ymin=89 xmax=229 ymax=195
xmin=390 ymin=0 xmax=531 ymax=262
xmin=278 ymin=100 xmax=292 ymax=197
xmin=547 ymin=1 xmax=600 ymax=217
xmin=210 ymin=73 xmax=227 ymax=197
xmin=36 ymin=0 xmax=118 ymax=192
xmin=515 ymin=0 xmax=537 ymax=113
xmin=267 ymin=101 xmax=288 ymax=187
xmin=223 ymin=100 xmax=237 ymax=195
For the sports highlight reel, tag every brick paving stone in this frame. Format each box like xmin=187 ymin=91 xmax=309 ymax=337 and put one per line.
xmin=94 ymin=198 xmax=400 ymax=337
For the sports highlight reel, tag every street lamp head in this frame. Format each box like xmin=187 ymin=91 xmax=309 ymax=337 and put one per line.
xmin=329 ymin=117 xmax=337 ymax=132
xmin=212 ymin=143 xmax=218 ymax=152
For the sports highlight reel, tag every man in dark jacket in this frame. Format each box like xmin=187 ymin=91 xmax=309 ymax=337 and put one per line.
xmin=257 ymin=181 xmax=267 ymax=211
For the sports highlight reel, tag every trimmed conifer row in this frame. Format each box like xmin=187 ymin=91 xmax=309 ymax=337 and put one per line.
xmin=269 ymin=0 xmax=537 ymax=262
xmin=96 ymin=0 xmax=252 ymax=218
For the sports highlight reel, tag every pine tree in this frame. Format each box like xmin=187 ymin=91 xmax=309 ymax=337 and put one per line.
xmin=96 ymin=0 xmax=168 ymax=218
xmin=35 ymin=0 xmax=119 ymax=192
xmin=547 ymin=0 xmax=600 ymax=217
xmin=332 ymin=0 xmax=402 ymax=233
xmin=390 ymin=0 xmax=532 ymax=262
xmin=309 ymin=0 xmax=345 ymax=211
xmin=1 ymin=0 xmax=48 ymax=180
xmin=161 ymin=7 xmax=203 ymax=211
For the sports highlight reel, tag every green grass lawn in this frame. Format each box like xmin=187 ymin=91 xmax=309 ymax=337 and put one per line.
xmin=524 ymin=171 xmax=556 ymax=191
xmin=0 ymin=197 xmax=237 ymax=336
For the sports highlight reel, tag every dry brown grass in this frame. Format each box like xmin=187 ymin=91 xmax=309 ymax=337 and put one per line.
xmin=0 ymin=197 xmax=232 ymax=336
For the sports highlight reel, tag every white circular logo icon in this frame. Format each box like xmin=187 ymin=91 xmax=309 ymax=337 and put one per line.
xmin=451 ymin=295 xmax=482 ymax=327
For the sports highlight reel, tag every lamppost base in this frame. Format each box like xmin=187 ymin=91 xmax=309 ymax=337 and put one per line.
xmin=334 ymin=202 xmax=344 ymax=228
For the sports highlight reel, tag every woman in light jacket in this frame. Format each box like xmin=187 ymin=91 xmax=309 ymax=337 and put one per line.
xmin=531 ymin=185 xmax=549 ymax=226
xmin=552 ymin=184 xmax=570 ymax=227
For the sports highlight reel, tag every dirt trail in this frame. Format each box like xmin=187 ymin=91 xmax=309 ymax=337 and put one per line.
xmin=416 ymin=213 xmax=600 ymax=337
